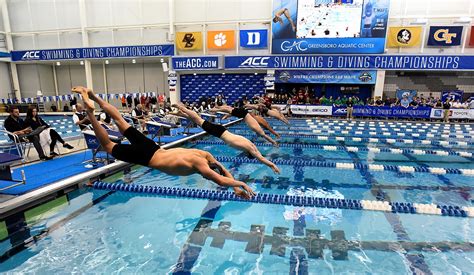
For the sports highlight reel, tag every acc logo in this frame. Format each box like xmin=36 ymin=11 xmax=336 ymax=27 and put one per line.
xmin=281 ymin=40 xmax=308 ymax=52
xmin=239 ymin=57 xmax=270 ymax=68
xmin=358 ymin=72 xmax=372 ymax=82
xmin=21 ymin=51 xmax=40 ymax=60
xmin=334 ymin=108 xmax=347 ymax=114
xmin=433 ymin=29 xmax=457 ymax=44
xmin=278 ymin=71 xmax=291 ymax=82
xmin=396 ymin=29 xmax=411 ymax=44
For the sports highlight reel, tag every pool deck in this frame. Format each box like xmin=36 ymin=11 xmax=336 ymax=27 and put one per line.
xmin=0 ymin=118 xmax=242 ymax=219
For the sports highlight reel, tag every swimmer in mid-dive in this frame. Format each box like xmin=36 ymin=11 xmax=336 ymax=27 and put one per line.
xmin=210 ymin=105 xmax=278 ymax=146
xmin=249 ymin=112 xmax=281 ymax=139
xmin=245 ymin=103 xmax=290 ymax=125
xmin=173 ymin=103 xmax=281 ymax=174
xmin=273 ymin=8 xmax=296 ymax=32
xmin=72 ymin=86 xmax=255 ymax=199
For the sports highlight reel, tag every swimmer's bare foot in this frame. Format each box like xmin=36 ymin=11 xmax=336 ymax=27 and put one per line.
xmin=272 ymin=141 xmax=279 ymax=147
xmin=72 ymin=86 xmax=95 ymax=112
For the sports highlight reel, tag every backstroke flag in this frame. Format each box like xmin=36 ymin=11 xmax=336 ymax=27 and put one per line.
xmin=387 ymin=27 xmax=422 ymax=47
xmin=176 ymin=32 xmax=203 ymax=50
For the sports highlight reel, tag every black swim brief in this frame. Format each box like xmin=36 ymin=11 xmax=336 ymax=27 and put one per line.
xmin=202 ymin=120 xmax=227 ymax=138
xmin=111 ymin=126 xmax=160 ymax=166
xmin=231 ymin=108 xmax=248 ymax=119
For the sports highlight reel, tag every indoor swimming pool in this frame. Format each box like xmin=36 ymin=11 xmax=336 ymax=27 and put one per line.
xmin=1 ymin=119 xmax=473 ymax=274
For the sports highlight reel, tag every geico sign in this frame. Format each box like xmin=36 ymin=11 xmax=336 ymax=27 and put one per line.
xmin=310 ymin=108 xmax=329 ymax=113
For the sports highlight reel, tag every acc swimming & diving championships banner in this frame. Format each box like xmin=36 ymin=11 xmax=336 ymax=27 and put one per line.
xmin=271 ymin=0 xmax=390 ymax=54
xmin=225 ymin=55 xmax=474 ymax=70
xmin=275 ymin=70 xmax=376 ymax=84
xmin=332 ymin=106 xmax=432 ymax=119
xmin=11 ymin=44 xmax=175 ymax=61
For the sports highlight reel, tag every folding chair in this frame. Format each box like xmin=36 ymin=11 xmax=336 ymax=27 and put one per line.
xmin=82 ymin=129 xmax=124 ymax=166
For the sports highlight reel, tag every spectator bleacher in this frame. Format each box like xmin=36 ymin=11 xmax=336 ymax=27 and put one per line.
xmin=180 ymin=73 xmax=265 ymax=105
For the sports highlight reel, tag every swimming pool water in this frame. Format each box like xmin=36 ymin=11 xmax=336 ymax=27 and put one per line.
xmin=1 ymin=119 xmax=473 ymax=274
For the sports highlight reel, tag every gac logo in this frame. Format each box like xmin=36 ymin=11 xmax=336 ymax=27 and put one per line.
xmin=239 ymin=57 xmax=270 ymax=68
xmin=21 ymin=51 xmax=40 ymax=60
xmin=281 ymin=40 xmax=308 ymax=52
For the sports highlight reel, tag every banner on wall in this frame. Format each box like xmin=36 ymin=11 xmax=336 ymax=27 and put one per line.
xmin=11 ymin=44 xmax=175 ymax=61
xmin=427 ymin=26 xmax=463 ymax=46
xmin=470 ymin=26 xmax=474 ymax=46
xmin=441 ymin=90 xmax=464 ymax=102
xmin=396 ymin=89 xmax=417 ymax=101
xmin=290 ymin=105 xmax=332 ymax=116
xmin=175 ymin=32 xmax=203 ymax=50
xmin=386 ymin=27 xmax=422 ymax=47
xmin=271 ymin=0 xmax=390 ymax=54
xmin=430 ymin=108 xmax=474 ymax=119
xmin=332 ymin=106 xmax=432 ymax=118
xmin=224 ymin=55 xmax=474 ymax=70
xmin=207 ymin=30 xmax=235 ymax=50
xmin=275 ymin=70 xmax=376 ymax=84
xmin=240 ymin=30 xmax=268 ymax=48
xmin=172 ymin=56 xmax=219 ymax=70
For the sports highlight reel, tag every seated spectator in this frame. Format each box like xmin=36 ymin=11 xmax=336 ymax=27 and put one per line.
xmin=400 ymin=96 xmax=410 ymax=108
xmin=72 ymin=103 xmax=91 ymax=130
xmin=131 ymin=104 xmax=149 ymax=131
xmin=70 ymin=96 xmax=77 ymax=112
xmin=215 ymin=94 xmax=226 ymax=106
xmin=25 ymin=106 xmax=74 ymax=157
xmin=99 ymin=109 xmax=118 ymax=131
xmin=409 ymin=99 xmax=418 ymax=108
xmin=4 ymin=106 xmax=52 ymax=160
xmin=434 ymin=99 xmax=443 ymax=108
xmin=375 ymin=97 xmax=383 ymax=106
xmin=451 ymin=99 xmax=463 ymax=109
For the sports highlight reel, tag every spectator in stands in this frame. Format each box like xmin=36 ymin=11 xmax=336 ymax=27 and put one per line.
xmin=400 ymin=96 xmax=410 ymax=108
xmin=320 ymin=95 xmax=329 ymax=105
xmin=133 ymin=94 xmax=140 ymax=108
xmin=434 ymin=99 xmax=443 ymax=109
xmin=215 ymin=94 xmax=226 ymax=106
xmin=149 ymin=95 xmax=157 ymax=113
xmin=70 ymin=95 xmax=77 ymax=112
xmin=121 ymin=95 xmax=127 ymax=111
xmin=126 ymin=94 xmax=133 ymax=109
xmin=452 ymin=99 xmax=463 ymax=109
xmin=334 ymin=97 xmax=343 ymax=107
xmin=443 ymin=99 xmax=451 ymax=123
xmin=25 ymin=106 xmax=74 ymax=157
xmin=140 ymin=94 xmax=147 ymax=107
xmin=409 ymin=97 xmax=418 ymax=108
xmin=73 ymin=103 xmax=91 ymax=130
xmin=375 ymin=97 xmax=383 ymax=106
xmin=468 ymin=98 xmax=474 ymax=109
xmin=384 ymin=97 xmax=391 ymax=106
xmin=346 ymin=97 xmax=354 ymax=120
xmin=4 ymin=106 xmax=52 ymax=160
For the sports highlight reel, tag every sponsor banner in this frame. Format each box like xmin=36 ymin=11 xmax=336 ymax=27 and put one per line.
xmin=430 ymin=108 xmax=474 ymax=119
xmin=290 ymin=105 xmax=332 ymax=116
xmin=240 ymin=30 xmax=268 ymax=48
xmin=171 ymin=56 xmax=219 ymax=70
xmin=271 ymin=0 xmax=390 ymax=54
xmin=275 ymin=70 xmax=376 ymax=84
xmin=207 ymin=30 xmax=235 ymax=50
xmin=224 ymin=55 xmax=474 ymax=70
xmin=441 ymin=90 xmax=464 ymax=102
xmin=11 ymin=44 xmax=175 ymax=61
xmin=176 ymin=32 xmax=203 ymax=50
xmin=427 ymin=26 xmax=463 ymax=46
xmin=387 ymin=27 xmax=422 ymax=47
xmin=332 ymin=106 xmax=432 ymax=118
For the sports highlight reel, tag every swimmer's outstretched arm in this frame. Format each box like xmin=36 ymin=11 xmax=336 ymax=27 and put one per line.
xmin=196 ymin=163 xmax=255 ymax=199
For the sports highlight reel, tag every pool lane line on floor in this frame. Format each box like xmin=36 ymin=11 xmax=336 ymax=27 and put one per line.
xmin=92 ymin=182 xmax=474 ymax=218
xmin=342 ymin=142 xmax=433 ymax=274
xmin=193 ymin=140 xmax=474 ymax=159
xmin=212 ymin=156 xmax=474 ymax=176
xmin=172 ymin=155 xmax=245 ymax=274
